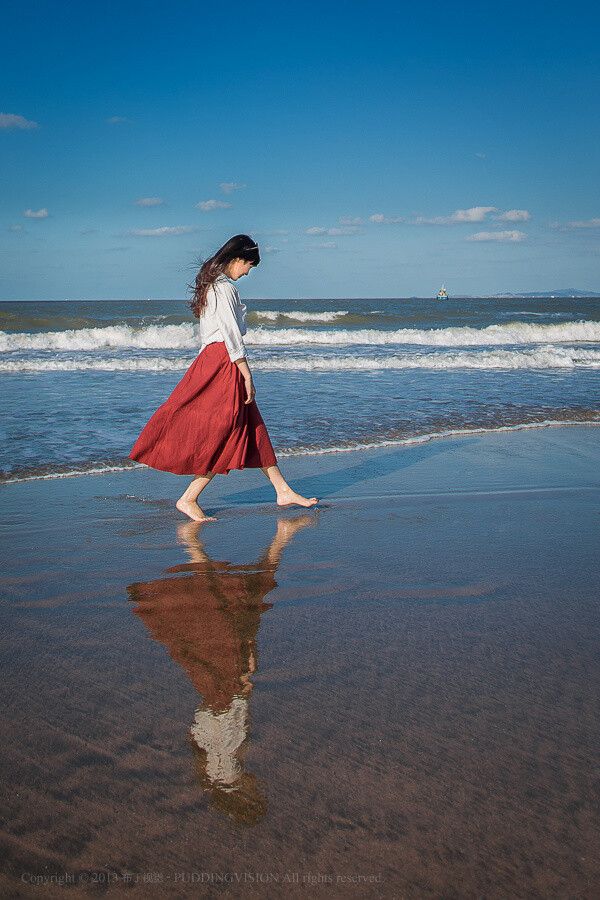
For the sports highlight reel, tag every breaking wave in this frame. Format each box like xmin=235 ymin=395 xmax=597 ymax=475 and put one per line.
xmin=3 ymin=346 xmax=600 ymax=373
xmin=251 ymin=309 xmax=350 ymax=323
xmin=2 ymin=319 xmax=600 ymax=352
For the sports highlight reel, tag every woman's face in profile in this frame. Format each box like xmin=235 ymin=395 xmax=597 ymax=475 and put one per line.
xmin=227 ymin=259 xmax=255 ymax=280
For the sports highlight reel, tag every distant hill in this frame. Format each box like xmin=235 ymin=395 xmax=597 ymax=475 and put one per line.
xmin=489 ymin=289 xmax=599 ymax=298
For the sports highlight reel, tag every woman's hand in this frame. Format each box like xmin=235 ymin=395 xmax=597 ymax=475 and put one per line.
xmin=244 ymin=376 xmax=255 ymax=405
xmin=234 ymin=357 xmax=255 ymax=404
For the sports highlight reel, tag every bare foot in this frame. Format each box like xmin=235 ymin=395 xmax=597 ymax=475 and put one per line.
xmin=276 ymin=488 xmax=319 ymax=509
xmin=175 ymin=499 xmax=216 ymax=522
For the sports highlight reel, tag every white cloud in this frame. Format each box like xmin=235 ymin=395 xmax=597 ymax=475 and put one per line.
xmin=298 ymin=241 xmax=338 ymax=252
xmin=126 ymin=226 xmax=199 ymax=236
xmin=495 ymin=209 xmax=531 ymax=222
xmin=195 ymin=200 xmax=232 ymax=211
xmin=105 ymin=116 xmax=129 ymax=124
xmin=557 ymin=217 xmax=600 ymax=229
xmin=465 ymin=230 xmax=526 ymax=242
xmin=23 ymin=208 xmax=49 ymax=219
xmin=9 ymin=224 xmax=23 ymax=231
xmin=306 ymin=224 xmax=362 ymax=235
xmin=338 ymin=216 xmax=364 ymax=226
xmin=369 ymin=213 xmax=405 ymax=224
xmin=250 ymin=229 xmax=290 ymax=236
xmin=475 ymin=152 xmax=486 ymax=159
xmin=0 ymin=113 xmax=39 ymax=131
xmin=414 ymin=206 xmax=497 ymax=225
xmin=78 ymin=227 xmax=97 ymax=234
xmin=263 ymin=246 xmax=281 ymax=254
xmin=220 ymin=182 xmax=247 ymax=194
xmin=133 ymin=197 xmax=165 ymax=207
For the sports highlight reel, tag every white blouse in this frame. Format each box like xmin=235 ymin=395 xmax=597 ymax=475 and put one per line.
xmin=198 ymin=273 xmax=247 ymax=362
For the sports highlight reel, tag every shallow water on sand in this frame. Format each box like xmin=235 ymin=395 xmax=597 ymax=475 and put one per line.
xmin=1 ymin=431 xmax=599 ymax=897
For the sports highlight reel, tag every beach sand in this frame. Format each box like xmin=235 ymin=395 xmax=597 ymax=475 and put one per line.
xmin=1 ymin=426 xmax=599 ymax=898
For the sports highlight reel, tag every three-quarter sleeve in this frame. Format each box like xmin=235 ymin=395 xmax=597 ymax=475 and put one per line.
xmin=212 ymin=280 xmax=247 ymax=362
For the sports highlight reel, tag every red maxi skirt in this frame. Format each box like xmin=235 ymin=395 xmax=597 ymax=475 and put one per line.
xmin=128 ymin=342 xmax=277 ymax=476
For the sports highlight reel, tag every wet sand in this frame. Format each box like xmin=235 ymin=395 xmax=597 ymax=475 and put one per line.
xmin=1 ymin=426 xmax=599 ymax=898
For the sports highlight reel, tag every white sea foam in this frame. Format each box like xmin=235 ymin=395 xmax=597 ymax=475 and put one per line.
xmin=3 ymin=346 xmax=600 ymax=373
xmin=2 ymin=319 xmax=600 ymax=352
xmin=257 ymin=347 xmax=600 ymax=370
xmin=0 ymin=357 xmax=192 ymax=373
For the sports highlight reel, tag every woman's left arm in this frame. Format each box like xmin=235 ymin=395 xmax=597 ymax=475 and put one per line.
xmin=213 ymin=281 xmax=247 ymax=362
xmin=234 ymin=357 xmax=255 ymax=404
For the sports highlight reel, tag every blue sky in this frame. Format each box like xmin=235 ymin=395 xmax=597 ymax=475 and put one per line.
xmin=1 ymin=0 xmax=599 ymax=299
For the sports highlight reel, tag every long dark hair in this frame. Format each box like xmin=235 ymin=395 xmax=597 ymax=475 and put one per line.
xmin=188 ymin=234 xmax=260 ymax=318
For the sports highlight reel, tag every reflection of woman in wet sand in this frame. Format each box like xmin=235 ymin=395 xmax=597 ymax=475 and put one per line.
xmin=126 ymin=515 xmax=314 ymax=825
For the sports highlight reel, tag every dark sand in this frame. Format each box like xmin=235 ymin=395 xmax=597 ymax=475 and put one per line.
xmin=1 ymin=426 xmax=599 ymax=898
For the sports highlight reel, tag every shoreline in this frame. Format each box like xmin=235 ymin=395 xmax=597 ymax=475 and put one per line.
xmin=2 ymin=417 xmax=599 ymax=485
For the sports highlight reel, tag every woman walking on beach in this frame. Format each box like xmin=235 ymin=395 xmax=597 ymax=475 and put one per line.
xmin=128 ymin=234 xmax=318 ymax=522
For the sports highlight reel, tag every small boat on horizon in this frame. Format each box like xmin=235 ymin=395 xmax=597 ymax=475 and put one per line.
xmin=437 ymin=283 xmax=448 ymax=300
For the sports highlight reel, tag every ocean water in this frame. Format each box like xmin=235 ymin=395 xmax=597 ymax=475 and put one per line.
xmin=1 ymin=295 xmax=599 ymax=482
